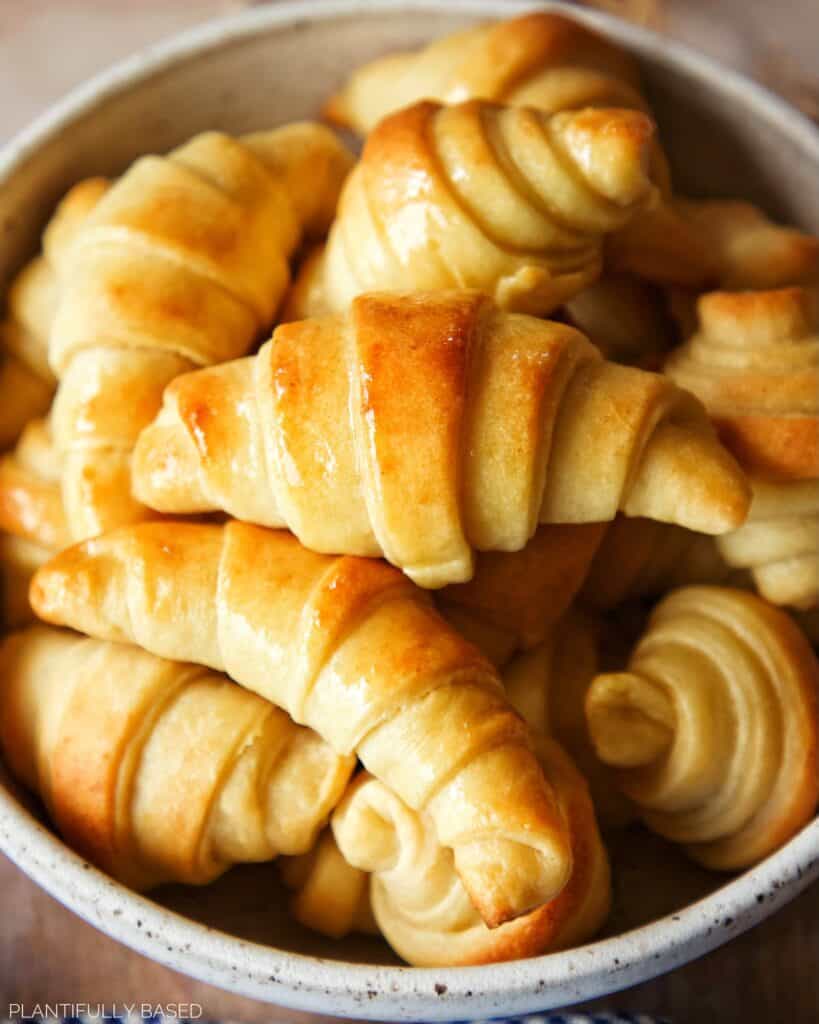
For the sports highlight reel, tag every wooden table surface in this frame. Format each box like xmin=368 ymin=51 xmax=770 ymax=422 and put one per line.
xmin=2 ymin=3 xmax=818 ymax=1022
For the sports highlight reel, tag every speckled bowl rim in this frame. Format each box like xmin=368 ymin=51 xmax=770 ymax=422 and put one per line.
xmin=1 ymin=2 xmax=818 ymax=1019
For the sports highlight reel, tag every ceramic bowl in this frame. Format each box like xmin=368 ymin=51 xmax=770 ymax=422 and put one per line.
xmin=1 ymin=2 xmax=818 ymax=1019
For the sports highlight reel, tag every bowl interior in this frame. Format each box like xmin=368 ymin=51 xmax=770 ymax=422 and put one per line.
xmin=0 ymin=1 xmax=817 ymax=1016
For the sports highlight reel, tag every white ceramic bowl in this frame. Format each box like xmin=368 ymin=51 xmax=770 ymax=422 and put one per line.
xmin=1 ymin=2 xmax=818 ymax=1019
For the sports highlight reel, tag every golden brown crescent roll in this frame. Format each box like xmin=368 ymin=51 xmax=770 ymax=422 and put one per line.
xmin=321 ymin=13 xmax=714 ymax=289
xmin=675 ymin=199 xmax=819 ymax=291
xmin=0 ymin=178 xmax=108 ymax=448
xmin=586 ymin=586 xmax=819 ymax=869
xmin=330 ymin=737 xmax=610 ymax=966
xmin=665 ymin=201 xmax=819 ymax=340
xmin=563 ymin=273 xmax=673 ymax=367
xmin=286 ymin=100 xmax=658 ymax=320
xmin=0 ymin=625 xmax=354 ymax=890
xmin=0 ymin=416 xmax=67 ymax=626
xmin=324 ymin=11 xmax=645 ymax=134
xmin=0 ymin=417 xmax=67 ymax=552
xmin=437 ymin=523 xmax=607 ymax=666
xmin=665 ymin=287 xmax=818 ymax=611
xmin=281 ymin=617 xmax=618 ymax=946
xmin=30 ymin=520 xmax=572 ymax=926
xmin=582 ymin=515 xmax=734 ymax=610
xmin=133 ymin=291 xmax=749 ymax=589
xmin=48 ymin=124 xmax=352 ymax=541
xmin=717 ymin=477 xmax=819 ymax=611
xmin=665 ymin=287 xmax=819 ymax=481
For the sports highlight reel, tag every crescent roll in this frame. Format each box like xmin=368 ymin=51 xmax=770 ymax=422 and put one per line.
xmin=30 ymin=521 xmax=572 ymax=926
xmin=586 ymin=586 xmax=819 ymax=869
xmin=674 ymin=200 xmax=819 ymax=292
xmin=0 ymin=625 xmax=354 ymax=890
xmin=0 ymin=178 xmax=108 ymax=448
xmin=329 ymin=737 xmax=609 ymax=966
xmin=665 ymin=287 xmax=819 ymax=481
xmin=133 ymin=291 xmax=749 ymax=589
xmin=325 ymin=11 xmax=645 ymax=134
xmin=0 ymin=417 xmax=67 ymax=626
xmin=322 ymin=12 xmax=715 ymax=289
xmin=665 ymin=202 xmax=819 ymax=340
xmin=286 ymin=100 xmax=659 ymax=320
xmin=48 ymin=124 xmax=352 ymax=541
xmin=665 ymin=287 xmax=819 ymax=609
xmin=283 ymin=611 xmax=619 ymax=945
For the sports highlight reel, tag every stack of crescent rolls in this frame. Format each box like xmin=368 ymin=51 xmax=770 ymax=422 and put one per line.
xmin=1 ymin=11 xmax=817 ymax=969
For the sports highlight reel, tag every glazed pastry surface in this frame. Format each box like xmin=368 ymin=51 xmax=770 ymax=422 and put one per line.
xmin=31 ymin=520 xmax=572 ymax=926
xmin=134 ymin=291 xmax=749 ymax=588
xmin=0 ymin=625 xmax=354 ymax=889
xmin=586 ymin=586 xmax=819 ymax=869
xmin=322 ymin=11 xmax=717 ymax=289
xmin=665 ymin=287 xmax=819 ymax=611
xmin=48 ymin=124 xmax=352 ymax=540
